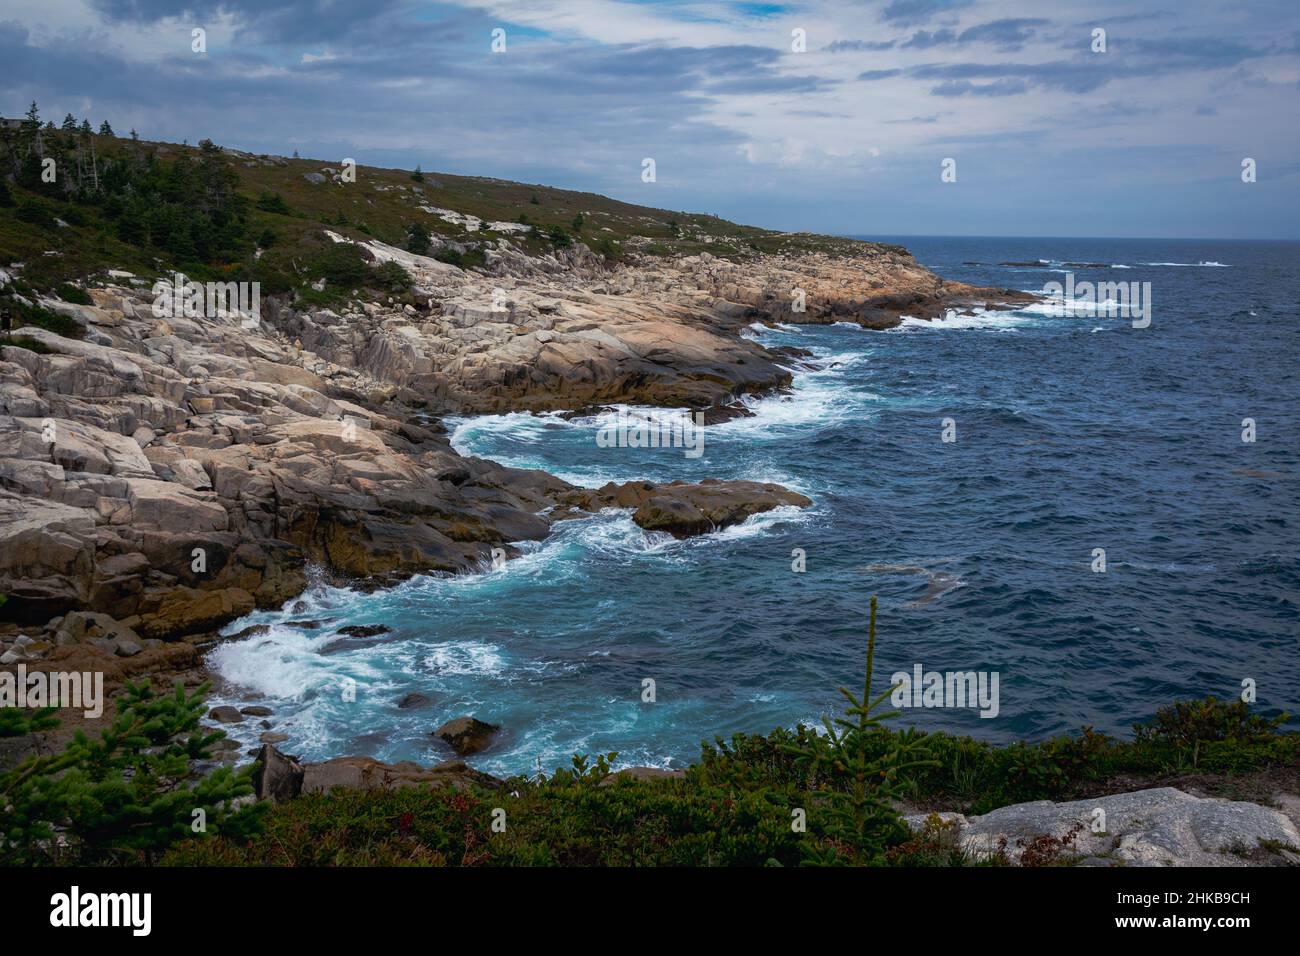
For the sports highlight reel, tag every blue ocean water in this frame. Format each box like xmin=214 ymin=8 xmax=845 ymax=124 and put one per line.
xmin=209 ymin=237 xmax=1300 ymax=776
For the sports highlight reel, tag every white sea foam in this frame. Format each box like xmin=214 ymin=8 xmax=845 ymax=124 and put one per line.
xmin=1139 ymin=261 xmax=1229 ymax=267
xmin=1022 ymin=296 xmax=1126 ymax=317
xmin=896 ymin=308 xmax=1035 ymax=331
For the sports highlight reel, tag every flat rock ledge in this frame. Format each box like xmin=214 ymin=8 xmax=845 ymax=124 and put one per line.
xmin=253 ymin=747 xmax=505 ymax=802
xmin=566 ymin=478 xmax=811 ymax=538
xmin=905 ymin=787 xmax=1300 ymax=867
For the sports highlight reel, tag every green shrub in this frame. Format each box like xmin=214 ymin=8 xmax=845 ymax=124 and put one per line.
xmin=1134 ymin=697 xmax=1288 ymax=747
xmin=311 ymin=242 xmax=370 ymax=287
xmin=406 ymin=222 xmax=431 ymax=256
xmin=54 ymin=283 xmax=92 ymax=305
xmin=0 ymin=681 xmax=263 ymax=865
xmin=255 ymin=191 xmax=291 ymax=215
xmin=371 ymin=260 xmax=412 ymax=291
xmin=16 ymin=200 xmax=54 ymax=227
xmin=433 ymin=247 xmax=485 ymax=271
xmin=4 ymin=299 xmax=85 ymax=339
xmin=594 ymin=236 xmax=623 ymax=262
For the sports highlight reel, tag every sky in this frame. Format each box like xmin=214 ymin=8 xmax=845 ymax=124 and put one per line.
xmin=1 ymin=0 xmax=1298 ymax=238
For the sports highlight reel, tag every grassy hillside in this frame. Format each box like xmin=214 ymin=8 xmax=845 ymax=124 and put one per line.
xmin=0 ymin=121 xmax=876 ymax=311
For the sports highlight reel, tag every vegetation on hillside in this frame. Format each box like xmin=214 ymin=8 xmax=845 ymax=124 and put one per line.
xmin=0 ymin=102 xmax=882 ymax=319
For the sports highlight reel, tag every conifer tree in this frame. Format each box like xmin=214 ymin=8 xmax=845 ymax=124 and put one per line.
xmin=783 ymin=597 xmax=935 ymax=865
xmin=406 ymin=221 xmax=431 ymax=255
xmin=0 ymin=680 xmax=264 ymax=865
xmin=61 ymin=113 xmax=77 ymax=132
xmin=99 ymin=120 xmax=114 ymax=136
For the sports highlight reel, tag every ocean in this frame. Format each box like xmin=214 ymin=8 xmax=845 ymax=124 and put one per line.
xmin=207 ymin=236 xmax=1300 ymax=776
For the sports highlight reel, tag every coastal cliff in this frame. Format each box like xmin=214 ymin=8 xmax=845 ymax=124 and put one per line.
xmin=0 ymin=175 xmax=1025 ymax=657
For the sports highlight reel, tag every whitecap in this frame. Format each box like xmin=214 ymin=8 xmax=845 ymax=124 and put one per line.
xmin=1139 ymin=261 xmax=1230 ymax=267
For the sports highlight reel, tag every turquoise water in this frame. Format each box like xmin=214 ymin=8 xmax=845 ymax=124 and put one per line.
xmin=208 ymin=237 xmax=1300 ymax=776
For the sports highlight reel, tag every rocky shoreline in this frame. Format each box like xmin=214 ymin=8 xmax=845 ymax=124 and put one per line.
xmin=0 ymin=237 xmax=1024 ymax=663
xmin=0 ymin=237 xmax=1025 ymax=765
xmin=3 ymin=235 xmax=1296 ymax=867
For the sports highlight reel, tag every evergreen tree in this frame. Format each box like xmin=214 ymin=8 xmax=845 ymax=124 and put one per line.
xmin=782 ymin=596 xmax=936 ymax=865
xmin=99 ymin=120 xmax=115 ymax=137
xmin=0 ymin=680 xmax=264 ymax=865
xmin=406 ymin=221 xmax=431 ymax=255
xmin=80 ymin=119 xmax=92 ymax=134
xmin=23 ymin=100 xmax=39 ymax=131
xmin=61 ymin=113 xmax=77 ymax=132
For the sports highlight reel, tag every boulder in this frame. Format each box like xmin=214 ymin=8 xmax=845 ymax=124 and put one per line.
xmin=905 ymin=787 xmax=1300 ymax=867
xmin=208 ymin=705 xmax=244 ymax=723
xmin=301 ymin=755 xmax=502 ymax=793
xmin=253 ymin=744 xmax=304 ymax=803
xmin=569 ymin=479 xmax=811 ymax=537
xmin=336 ymin=624 xmax=392 ymax=638
xmin=599 ymin=767 xmax=686 ymax=786
xmin=432 ymin=716 xmax=500 ymax=755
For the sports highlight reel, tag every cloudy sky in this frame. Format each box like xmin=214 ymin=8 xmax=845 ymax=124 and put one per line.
xmin=2 ymin=0 xmax=1297 ymax=237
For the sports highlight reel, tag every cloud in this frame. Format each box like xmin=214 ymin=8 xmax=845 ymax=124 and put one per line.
xmin=930 ymin=77 xmax=1029 ymax=96
xmin=879 ymin=0 xmax=974 ymax=28
xmin=956 ymin=18 xmax=1049 ymax=50
xmin=0 ymin=0 xmax=1296 ymax=238
xmin=901 ymin=29 xmax=958 ymax=49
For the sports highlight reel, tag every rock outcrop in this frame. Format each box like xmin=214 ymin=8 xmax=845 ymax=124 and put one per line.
xmin=905 ymin=787 xmax=1300 ymax=867
xmin=300 ymin=755 xmax=503 ymax=793
xmin=567 ymin=478 xmax=812 ymax=538
xmin=1 ymin=235 xmax=1014 ymax=663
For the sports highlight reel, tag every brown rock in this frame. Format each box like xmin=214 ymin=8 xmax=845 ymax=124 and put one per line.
xmin=253 ymin=744 xmax=304 ymax=803
xmin=301 ymin=755 xmax=502 ymax=793
xmin=432 ymin=716 xmax=500 ymax=755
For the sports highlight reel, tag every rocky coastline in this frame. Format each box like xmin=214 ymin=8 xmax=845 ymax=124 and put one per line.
xmin=3 ymin=234 xmax=1296 ymax=867
xmin=0 ymin=236 xmax=1024 ymax=660
xmin=0 ymin=235 xmax=1020 ymax=760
